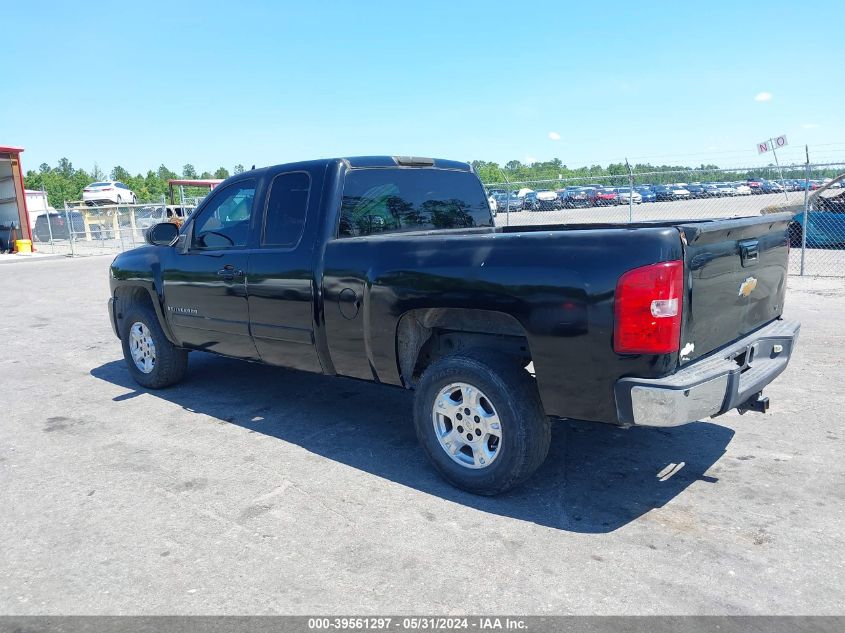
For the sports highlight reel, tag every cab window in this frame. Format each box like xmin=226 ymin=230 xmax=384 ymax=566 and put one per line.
xmin=191 ymin=180 xmax=256 ymax=249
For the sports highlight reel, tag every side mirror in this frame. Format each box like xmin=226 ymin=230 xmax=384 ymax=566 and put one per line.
xmin=145 ymin=222 xmax=179 ymax=246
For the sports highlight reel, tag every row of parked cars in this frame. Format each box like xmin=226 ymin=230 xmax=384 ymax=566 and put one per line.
xmin=489 ymin=178 xmax=833 ymax=211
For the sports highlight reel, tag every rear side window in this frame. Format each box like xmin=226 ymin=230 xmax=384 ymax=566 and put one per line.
xmin=263 ymin=171 xmax=310 ymax=247
xmin=338 ymin=168 xmax=492 ymax=238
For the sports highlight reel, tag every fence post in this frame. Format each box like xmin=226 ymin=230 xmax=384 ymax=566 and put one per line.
xmin=64 ymin=201 xmax=75 ymax=257
xmin=128 ymin=201 xmax=137 ymax=248
xmin=625 ymin=158 xmax=634 ymax=223
xmin=499 ymin=169 xmax=511 ymax=227
xmin=799 ymin=147 xmax=810 ymax=276
xmin=42 ymin=184 xmax=54 ymax=252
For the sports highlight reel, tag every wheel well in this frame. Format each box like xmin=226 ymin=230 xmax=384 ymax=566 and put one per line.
xmin=397 ymin=308 xmax=532 ymax=387
xmin=113 ymin=286 xmax=155 ymax=338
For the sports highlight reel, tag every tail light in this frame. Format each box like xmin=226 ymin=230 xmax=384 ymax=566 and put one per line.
xmin=614 ymin=260 xmax=683 ymax=354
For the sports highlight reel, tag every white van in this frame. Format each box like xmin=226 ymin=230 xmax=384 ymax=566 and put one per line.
xmin=25 ymin=189 xmax=54 ymax=229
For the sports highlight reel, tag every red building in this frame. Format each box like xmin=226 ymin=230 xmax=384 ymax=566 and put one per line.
xmin=0 ymin=146 xmax=32 ymax=251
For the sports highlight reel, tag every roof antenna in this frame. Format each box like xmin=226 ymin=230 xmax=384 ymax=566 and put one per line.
xmin=251 ymin=164 xmax=255 ymax=171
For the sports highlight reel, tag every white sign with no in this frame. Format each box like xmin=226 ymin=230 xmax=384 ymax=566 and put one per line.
xmin=758 ymin=135 xmax=788 ymax=154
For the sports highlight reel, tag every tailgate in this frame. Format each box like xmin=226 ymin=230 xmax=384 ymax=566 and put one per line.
xmin=678 ymin=214 xmax=791 ymax=364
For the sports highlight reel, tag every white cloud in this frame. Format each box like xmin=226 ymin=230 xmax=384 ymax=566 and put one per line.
xmin=754 ymin=92 xmax=773 ymax=102
xmin=525 ymin=156 xmax=537 ymax=165
xmin=548 ymin=131 xmax=561 ymax=141
xmin=801 ymin=123 xmax=820 ymax=129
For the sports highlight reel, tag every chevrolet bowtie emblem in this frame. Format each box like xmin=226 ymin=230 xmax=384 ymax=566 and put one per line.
xmin=739 ymin=277 xmax=758 ymax=298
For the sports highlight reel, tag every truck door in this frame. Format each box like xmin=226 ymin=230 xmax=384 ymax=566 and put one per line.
xmin=246 ymin=168 xmax=323 ymax=372
xmin=162 ymin=178 xmax=258 ymax=359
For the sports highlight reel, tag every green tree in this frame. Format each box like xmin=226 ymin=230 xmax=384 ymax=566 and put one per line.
xmin=57 ymin=157 xmax=74 ymax=179
xmin=111 ymin=165 xmax=131 ymax=181
xmin=182 ymin=164 xmax=197 ymax=178
xmin=233 ymin=164 xmax=244 ymax=174
xmin=157 ymin=165 xmax=177 ymax=181
xmin=214 ymin=167 xmax=230 ymax=179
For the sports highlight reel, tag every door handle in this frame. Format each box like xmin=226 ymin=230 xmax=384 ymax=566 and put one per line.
xmin=217 ymin=265 xmax=244 ymax=280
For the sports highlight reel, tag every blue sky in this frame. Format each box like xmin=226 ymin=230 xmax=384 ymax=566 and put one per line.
xmin=2 ymin=0 xmax=843 ymax=175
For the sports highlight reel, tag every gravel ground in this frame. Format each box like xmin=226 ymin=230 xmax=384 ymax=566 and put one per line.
xmin=0 ymin=256 xmax=843 ymax=615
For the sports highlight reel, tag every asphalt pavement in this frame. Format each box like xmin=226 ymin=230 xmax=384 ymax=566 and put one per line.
xmin=1 ymin=255 xmax=843 ymax=614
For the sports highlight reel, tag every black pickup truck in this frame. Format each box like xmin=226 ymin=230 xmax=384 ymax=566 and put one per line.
xmin=108 ymin=156 xmax=800 ymax=494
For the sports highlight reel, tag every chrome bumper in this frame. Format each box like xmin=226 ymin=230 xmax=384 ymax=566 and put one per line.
xmin=615 ymin=319 xmax=800 ymax=427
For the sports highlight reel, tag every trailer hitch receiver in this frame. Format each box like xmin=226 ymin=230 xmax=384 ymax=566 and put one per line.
xmin=737 ymin=392 xmax=770 ymax=415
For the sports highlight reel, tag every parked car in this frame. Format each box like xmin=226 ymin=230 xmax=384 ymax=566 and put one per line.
xmin=488 ymin=195 xmax=498 ymax=216
xmin=492 ymin=193 xmax=509 ymax=213
xmin=746 ymin=179 xmax=765 ymax=194
xmin=761 ymin=180 xmax=784 ymax=194
xmin=501 ymin=192 xmax=523 ymax=212
xmin=523 ymin=191 xmax=540 ymax=211
xmin=716 ymin=183 xmax=737 ymax=196
xmin=32 ymin=211 xmax=85 ymax=241
xmin=652 ymin=185 xmax=673 ymax=201
xmin=701 ymin=183 xmax=722 ymax=197
xmin=590 ymin=187 xmax=619 ymax=206
xmin=615 ymin=187 xmax=642 ymax=204
xmin=653 ymin=185 xmax=690 ymax=201
xmin=685 ymin=184 xmax=706 ymax=198
xmin=634 ymin=186 xmax=656 ymax=203
xmin=82 ymin=181 xmax=137 ymax=206
xmin=786 ymin=179 xmax=845 ymax=248
xmin=535 ymin=190 xmax=561 ymax=211
xmin=108 ymin=154 xmax=798 ymax=495
xmin=734 ymin=183 xmax=753 ymax=196
xmin=560 ymin=187 xmax=592 ymax=208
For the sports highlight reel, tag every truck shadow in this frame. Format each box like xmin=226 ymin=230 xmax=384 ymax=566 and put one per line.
xmin=91 ymin=353 xmax=734 ymax=533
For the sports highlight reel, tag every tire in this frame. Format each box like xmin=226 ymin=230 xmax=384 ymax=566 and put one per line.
xmin=120 ymin=302 xmax=188 ymax=389
xmin=413 ymin=349 xmax=551 ymax=495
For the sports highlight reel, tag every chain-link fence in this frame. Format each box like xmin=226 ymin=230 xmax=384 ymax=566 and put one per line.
xmin=29 ymin=162 xmax=845 ymax=276
xmin=485 ymin=162 xmax=845 ymax=276
xmin=31 ymin=199 xmax=195 ymax=257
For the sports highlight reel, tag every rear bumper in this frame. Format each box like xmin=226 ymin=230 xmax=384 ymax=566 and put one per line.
xmin=614 ymin=319 xmax=800 ymax=427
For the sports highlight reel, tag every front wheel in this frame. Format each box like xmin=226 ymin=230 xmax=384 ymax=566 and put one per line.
xmin=121 ymin=303 xmax=188 ymax=388
xmin=413 ymin=350 xmax=551 ymax=495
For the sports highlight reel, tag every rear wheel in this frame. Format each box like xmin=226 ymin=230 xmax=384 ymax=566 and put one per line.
xmin=413 ymin=350 xmax=551 ymax=495
xmin=121 ymin=303 xmax=188 ymax=389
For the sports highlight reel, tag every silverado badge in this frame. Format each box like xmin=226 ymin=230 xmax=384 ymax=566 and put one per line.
xmin=739 ymin=276 xmax=758 ymax=298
